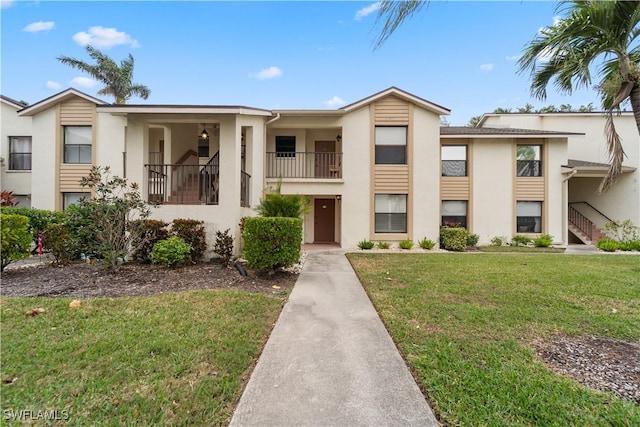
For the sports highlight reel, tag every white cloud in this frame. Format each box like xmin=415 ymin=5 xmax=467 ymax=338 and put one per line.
xmin=323 ymin=96 xmax=345 ymax=107
xmin=0 ymin=0 xmax=15 ymax=9
xmin=479 ymin=63 xmax=494 ymax=71
xmin=505 ymin=55 xmax=519 ymax=62
xmin=253 ymin=66 xmax=282 ymax=80
xmin=72 ymin=26 xmax=139 ymax=49
xmin=23 ymin=21 xmax=55 ymax=33
xmin=70 ymin=77 xmax=97 ymax=88
xmin=355 ymin=2 xmax=381 ymax=21
xmin=45 ymin=80 xmax=61 ymax=90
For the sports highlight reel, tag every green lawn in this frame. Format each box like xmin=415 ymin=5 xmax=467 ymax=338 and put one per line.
xmin=1 ymin=290 xmax=283 ymax=426
xmin=348 ymin=253 xmax=640 ymax=426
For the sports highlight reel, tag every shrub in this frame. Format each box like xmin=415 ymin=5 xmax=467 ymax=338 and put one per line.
xmin=490 ymin=236 xmax=507 ymax=246
xmin=376 ymin=241 xmax=391 ymax=249
xmin=466 ymin=233 xmax=480 ymax=247
xmin=1 ymin=206 xmax=65 ymax=247
xmin=440 ymin=227 xmax=468 ymax=251
xmin=242 ymin=217 xmax=302 ymax=270
xmin=42 ymin=223 xmax=74 ymax=265
xmin=131 ymin=219 xmax=169 ymax=263
xmin=151 ymin=236 xmax=192 ymax=268
xmin=1 ymin=190 xmax=19 ymax=206
xmin=62 ymin=202 xmax=102 ymax=259
xmin=617 ymin=240 xmax=635 ymax=251
xmin=511 ymin=235 xmax=532 ymax=246
xmin=213 ymin=228 xmax=234 ymax=266
xmin=255 ymin=180 xmax=310 ymax=218
xmin=399 ymin=239 xmax=414 ymax=250
xmin=78 ymin=166 xmax=152 ymax=271
xmin=418 ymin=238 xmax=436 ymax=250
xmin=629 ymin=240 xmax=640 ymax=251
xmin=603 ymin=219 xmax=639 ymax=243
xmin=171 ymin=219 xmax=207 ymax=261
xmin=597 ymin=238 xmax=619 ymax=252
xmin=358 ymin=239 xmax=375 ymax=250
xmin=533 ymin=234 xmax=553 ymax=247
xmin=0 ymin=214 xmax=32 ymax=271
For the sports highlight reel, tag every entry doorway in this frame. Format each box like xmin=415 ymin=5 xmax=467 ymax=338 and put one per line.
xmin=315 ymin=141 xmax=336 ymax=178
xmin=314 ymin=198 xmax=335 ymax=243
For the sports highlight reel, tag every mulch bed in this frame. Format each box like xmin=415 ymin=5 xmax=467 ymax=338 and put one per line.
xmin=1 ymin=260 xmax=298 ymax=298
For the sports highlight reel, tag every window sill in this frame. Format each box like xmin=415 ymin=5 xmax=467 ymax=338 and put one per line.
xmin=4 ymin=170 xmax=31 ymax=173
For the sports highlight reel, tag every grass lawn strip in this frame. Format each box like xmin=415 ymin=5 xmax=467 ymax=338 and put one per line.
xmin=1 ymin=290 xmax=282 ymax=426
xmin=348 ymin=253 xmax=640 ymax=426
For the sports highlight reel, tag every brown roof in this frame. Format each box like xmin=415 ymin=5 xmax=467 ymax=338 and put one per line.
xmin=440 ymin=126 xmax=583 ymax=136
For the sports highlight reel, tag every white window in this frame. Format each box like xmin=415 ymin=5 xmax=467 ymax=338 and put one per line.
xmin=441 ymin=145 xmax=467 ymax=176
xmin=64 ymin=126 xmax=92 ymax=164
xmin=517 ymin=201 xmax=542 ymax=233
xmin=375 ymin=194 xmax=407 ymax=233
xmin=442 ymin=200 xmax=467 ymax=228
xmin=9 ymin=136 xmax=32 ymax=170
xmin=375 ymin=126 xmax=406 ymax=164
xmin=63 ymin=192 xmax=90 ymax=209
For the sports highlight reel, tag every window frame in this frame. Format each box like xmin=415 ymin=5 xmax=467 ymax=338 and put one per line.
xmin=516 ymin=201 xmax=542 ymax=233
xmin=63 ymin=126 xmax=92 ymax=164
xmin=516 ymin=145 xmax=542 ymax=177
xmin=8 ymin=136 xmax=32 ymax=170
xmin=441 ymin=145 xmax=467 ymax=177
xmin=62 ymin=192 xmax=91 ymax=210
xmin=441 ymin=200 xmax=468 ymax=228
xmin=275 ymin=136 xmax=296 ymax=158
xmin=374 ymin=194 xmax=408 ymax=233
xmin=375 ymin=126 xmax=407 ymax=165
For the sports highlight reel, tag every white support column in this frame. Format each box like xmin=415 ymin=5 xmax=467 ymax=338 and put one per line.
xmin=219 ymin=116 xmax=241 ymax=213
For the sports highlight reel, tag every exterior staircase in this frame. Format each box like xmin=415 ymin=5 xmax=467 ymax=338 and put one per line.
xmin=568 ymin=203 xmax=608 ymax=245
xmin=167 ymin=173 xmax=202 ymax=204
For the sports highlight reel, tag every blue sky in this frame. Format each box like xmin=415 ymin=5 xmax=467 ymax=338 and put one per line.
xmin=2 ymin=0 xmax=605 ymax=125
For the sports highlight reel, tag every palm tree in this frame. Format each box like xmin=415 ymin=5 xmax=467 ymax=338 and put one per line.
xmin=518 ymin=0 xmax=640 ymax=191
xmin=374 ymin=1 xmax=428 ymax=49
xmin=58 ymin=46 xmax=150 ymax=104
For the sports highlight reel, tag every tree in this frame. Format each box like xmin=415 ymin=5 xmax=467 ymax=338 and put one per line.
xmin=518 ymin=0 xmax=640 ymax=191
xmin=58 ymin=46 xmax=150 ymax=104
xmin=78 ymin=166 xmax=152 ymax=271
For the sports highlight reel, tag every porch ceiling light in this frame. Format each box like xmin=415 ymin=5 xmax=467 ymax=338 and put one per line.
xmin=336 ymin=134 xmax=342 ymax=143
xmin=200 ymin=125 xmax=209 ymax=140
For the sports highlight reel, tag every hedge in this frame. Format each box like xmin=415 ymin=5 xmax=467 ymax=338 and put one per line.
xmin=242 ymin=217 xmax=302 ymax=269
xmin=440 ymin=227 xmax=468 ymax=251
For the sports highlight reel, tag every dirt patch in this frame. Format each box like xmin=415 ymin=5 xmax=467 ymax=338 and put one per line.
xmin=1 ymin=259 xmax=299 ymax=299
xmin=533 ymin=335 xmax=640 ymax=404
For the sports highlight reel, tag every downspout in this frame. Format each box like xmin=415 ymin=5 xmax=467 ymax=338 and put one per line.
xmin=266 ymin=113 xmax=281 ymax=126
xmin=264 ymin=112 xmax=281 ymax=185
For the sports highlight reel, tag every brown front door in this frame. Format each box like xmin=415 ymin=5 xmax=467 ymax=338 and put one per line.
xmin=314 ymin=198 xmax=335 ymax=243
xmin=315 ymin=141 xmax=335 ymax=178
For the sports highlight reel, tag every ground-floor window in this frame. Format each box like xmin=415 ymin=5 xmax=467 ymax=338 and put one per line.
xmin=375 ymin=194 xmax=407 ymax=233
xmin=517 ymin=201 xmax=542 ymax=233
xmin=441 ymin=200 xmax=467 ymax=228
xmin=63 ymin=192 xmax=91 ymax=209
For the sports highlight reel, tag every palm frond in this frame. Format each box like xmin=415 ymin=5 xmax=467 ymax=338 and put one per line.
xmin=374 ymin=0 xmax=427 ymax=49
xmin=598 ymin=111 xmax=626 ymax=193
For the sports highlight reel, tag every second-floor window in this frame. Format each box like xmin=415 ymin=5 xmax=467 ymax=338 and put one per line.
xmin=275 ymin=136 xmax=296 ymax=158
xmin=64 ymin=126 xmax=92 ymax=164
xmin=441 ymin=145 xmax=467 ymax=176
xmin=517 ymin=145 xmax=541 ymax=177
xmin=9 ymin=136 xmax=32 ymax=170
xmin=375 ymin=126 xmax=406 ymax=164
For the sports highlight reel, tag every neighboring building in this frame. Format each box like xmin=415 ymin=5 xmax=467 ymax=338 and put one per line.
xmin=3 ymin=87 xmax=637 ymax=254
xmin=1 ymin=95 xmax=32 ymax=207
xmin=479 ymin=112 xmax=639 ymax=243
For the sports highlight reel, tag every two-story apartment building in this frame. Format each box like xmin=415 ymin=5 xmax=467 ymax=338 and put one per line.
xmin=2 ymin=87 xmax=637 ymax=253
xmin=1 ymin=95 xmax=32 ymax=207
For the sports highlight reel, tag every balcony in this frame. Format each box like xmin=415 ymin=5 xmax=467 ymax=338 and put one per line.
xmin=266 ymin=152 xmax=342 ymax=179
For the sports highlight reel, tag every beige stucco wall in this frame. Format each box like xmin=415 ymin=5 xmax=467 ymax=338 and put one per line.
xmin=471 ymin=139 xmax=514 ymax=242
xmin=30 ymin=108 xmax=58 ymax=210
xmin=412 ymin=106 xmax=442 ymax=243
xmin=1 ymin=101 xmax=32 ymax=202
xmin=95 ymin=113 xmax=127 ymax=176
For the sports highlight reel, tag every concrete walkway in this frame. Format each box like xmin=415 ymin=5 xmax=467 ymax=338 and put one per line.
xmin=230 ymin=251 xmax=438 ymax=427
